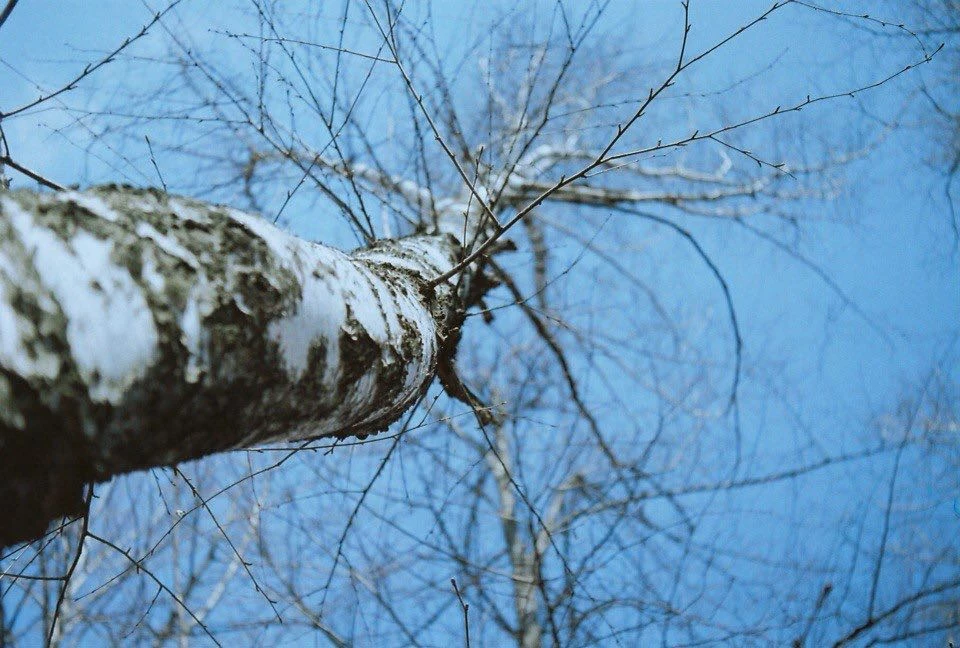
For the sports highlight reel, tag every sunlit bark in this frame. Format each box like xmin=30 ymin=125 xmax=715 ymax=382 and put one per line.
xmin=0 ymin=185 xmax=468 ymax=547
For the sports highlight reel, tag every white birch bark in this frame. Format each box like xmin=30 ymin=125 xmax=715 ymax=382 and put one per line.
xmin=0 ymin=185 xmax=471 ymax=547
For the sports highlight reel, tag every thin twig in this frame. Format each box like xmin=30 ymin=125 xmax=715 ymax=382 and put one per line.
xmin=0 ymin=1 xmax=186 ymax=120
xmin=86 ymin=531 xmax=223 ymax=647
xmin=0 ymin=0 xmax=20 ymax=32
xmin=144 ymin=136 xmax=167 ymax=192
xmin=172 ymin=467 xmax=281 ymax=622
xmin=426 ymin=1 xmax=786 ymax=287
xmin=45 ymin=487 xmax=93 ymax=646
xmin=362 ymin=0 xmax=502 ymax=231
xmin=450 ymin=578 xmax=470 ymax=648
xmin=427 ymin=6 xmax=941 ymax=288
xmin=215 ymin=31 xmax=396 ymax=63
xmin=0 ymin=155 xmax=65 ymax=191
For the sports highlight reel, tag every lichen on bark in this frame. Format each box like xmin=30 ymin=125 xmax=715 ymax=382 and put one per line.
xmin=0 ymin=185 xmax=467 ymax=547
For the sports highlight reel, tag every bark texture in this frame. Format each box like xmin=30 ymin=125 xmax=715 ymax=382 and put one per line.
xmin=0 ymin=186 xmax=467 ymax=547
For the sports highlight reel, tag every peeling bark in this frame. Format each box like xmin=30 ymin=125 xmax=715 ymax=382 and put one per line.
xmin=0 ymin=185 xmax=469 ymax=547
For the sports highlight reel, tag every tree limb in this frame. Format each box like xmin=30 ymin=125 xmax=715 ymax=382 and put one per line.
xmin=0 ymin=185 xmax=476 ymax=548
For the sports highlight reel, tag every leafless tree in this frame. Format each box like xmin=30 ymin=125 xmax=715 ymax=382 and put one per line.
xmin=1 ymin=1 xmax=956 ymax=646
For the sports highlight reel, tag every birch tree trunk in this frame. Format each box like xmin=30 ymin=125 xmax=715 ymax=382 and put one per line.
xmin=0 ymin=185 xmax=472 ymax=548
